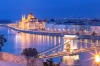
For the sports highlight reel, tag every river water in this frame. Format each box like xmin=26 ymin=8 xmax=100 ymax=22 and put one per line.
xmin=0 ymin=26 xmax=99 ymax=66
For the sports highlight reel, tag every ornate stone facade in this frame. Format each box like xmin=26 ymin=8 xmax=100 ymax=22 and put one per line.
xmin=18 ymin=13 xmax=45 ymax=30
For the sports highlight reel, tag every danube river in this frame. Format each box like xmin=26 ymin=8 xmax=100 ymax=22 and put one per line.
xmin=0 ymin=26 xmax=99 ymax=66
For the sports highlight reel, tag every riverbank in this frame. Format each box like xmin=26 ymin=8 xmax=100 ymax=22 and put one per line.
xmin=6 ymin=25 xmax=100 ymax=40
xmin=6 ymin=25 xmax=64 ymax=37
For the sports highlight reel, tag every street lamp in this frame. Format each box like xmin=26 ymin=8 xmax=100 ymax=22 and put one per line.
xmin=95 ymin=54 xmax=100 ymax=66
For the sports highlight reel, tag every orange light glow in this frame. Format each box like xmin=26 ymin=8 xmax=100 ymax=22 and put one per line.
xmin=95 ymin=54 xmax=100 ymax=63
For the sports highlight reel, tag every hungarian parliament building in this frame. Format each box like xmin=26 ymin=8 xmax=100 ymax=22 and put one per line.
xmin=18 ymin=13 xmax=45 ymax=30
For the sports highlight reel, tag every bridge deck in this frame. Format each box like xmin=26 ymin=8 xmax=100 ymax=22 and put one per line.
xmin=39 ymin=47 xmax=100 ymax=59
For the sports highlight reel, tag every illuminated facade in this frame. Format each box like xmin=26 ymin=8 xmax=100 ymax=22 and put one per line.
xmin=18 ymin=13 xmax=45 ymax=30
xmin=63 ymin=35 xmax=79 ymax=65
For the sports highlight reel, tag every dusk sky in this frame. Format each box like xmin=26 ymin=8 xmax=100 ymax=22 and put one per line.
xmin=0 ymin=0 xmax=100 ymax=20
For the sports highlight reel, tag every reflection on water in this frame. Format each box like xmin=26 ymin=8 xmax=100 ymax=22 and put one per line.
xmin=63 ymin=35 xmax=80 ymax=65
xmin=15 ymin=33 xmax=64 ymax=55
xmin=1 ymin=27 xmax=63 ymax=55
xmin=0 ymin=26 xmax=100 ymax=66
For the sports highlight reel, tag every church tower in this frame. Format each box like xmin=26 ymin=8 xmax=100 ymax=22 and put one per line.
xmin=22 ymin=15 xmax=24 ymax=21
xmin=22 ymin=14 xmax=26 ymax=22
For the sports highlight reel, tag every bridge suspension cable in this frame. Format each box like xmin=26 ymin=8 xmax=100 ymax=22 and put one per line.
xmin=38 ymin=41 xmax=71 ymax=55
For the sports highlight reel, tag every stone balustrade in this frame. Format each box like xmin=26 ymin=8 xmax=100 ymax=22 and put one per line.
xmin=27 ymin=58 xmax=43 ymax=66
xmin=0 ymin=52 xmax=27 ymax=64
xmin=0 ymin=52 xmax=44 ymax=66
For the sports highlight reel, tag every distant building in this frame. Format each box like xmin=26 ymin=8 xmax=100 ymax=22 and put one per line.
xmin=91 ymin=26 xmax=100 ymax=34
xmin=18 ymin=13 xmax=45 ymax=30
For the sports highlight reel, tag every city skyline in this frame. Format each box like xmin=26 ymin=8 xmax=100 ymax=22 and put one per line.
xmin=0 ymin=0 xmax=100 ymax=20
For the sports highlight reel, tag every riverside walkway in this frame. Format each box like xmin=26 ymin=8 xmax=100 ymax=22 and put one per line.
xmin=5 ymin=25 xmax=100 ymax=40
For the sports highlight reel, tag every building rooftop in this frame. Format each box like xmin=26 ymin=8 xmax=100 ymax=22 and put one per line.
xmin=47 ymin=18 xmax=100 ymax=26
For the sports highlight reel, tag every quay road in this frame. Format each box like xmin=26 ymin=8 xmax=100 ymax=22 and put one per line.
xmin=2 ymin=24 xmax=100 ymax=40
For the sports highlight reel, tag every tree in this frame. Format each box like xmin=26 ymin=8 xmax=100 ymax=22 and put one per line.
xmin=22 ymin=48 xmax=38 ymax=58
xmin=92 ymin=31 xmax=97 ymax=36
xmin=0 ymin=34 xmax=7 ymax=51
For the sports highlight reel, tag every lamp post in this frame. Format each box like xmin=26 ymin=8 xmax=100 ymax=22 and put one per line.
xmin=95 ymin=54 xmax=100 ymax=66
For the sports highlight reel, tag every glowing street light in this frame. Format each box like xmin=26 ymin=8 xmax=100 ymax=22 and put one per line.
xmin=63 ymin=29 xmax=65 ymax=31
xmin=95 ymin=55 xmax=100 ymax=62
xmin=47 ymin=28 xmax=49 ymax=31
xmin=54 ymin=28 xmax=56 ymax=31
xmin=95 ymin=54 xmax=100 ymax=66
xmin=58 ymin=29 xmax=60 ymax=31
xmin=62 ymin=29 xmax=65 ymax=33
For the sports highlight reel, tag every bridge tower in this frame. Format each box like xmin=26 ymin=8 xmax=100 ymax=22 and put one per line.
xmin=63 ymin=35 xmax=80 ymax=66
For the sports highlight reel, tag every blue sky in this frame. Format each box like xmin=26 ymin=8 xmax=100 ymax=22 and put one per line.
xmin=0 ymin=0 xmax=100 ymax=20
